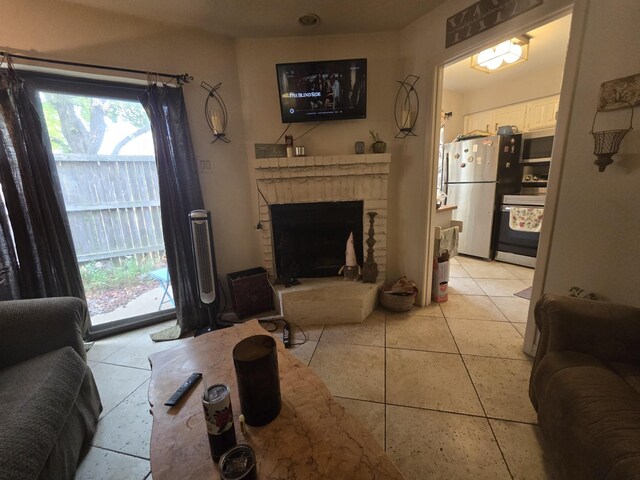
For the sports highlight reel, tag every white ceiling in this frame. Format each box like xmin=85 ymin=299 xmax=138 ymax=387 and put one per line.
xmin=60 ymin=0 xmax=450 ymax=38
xmin=444 ymin=14 xmax=572 ymax=93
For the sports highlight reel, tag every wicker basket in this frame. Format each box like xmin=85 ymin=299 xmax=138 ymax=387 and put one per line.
xmin=379 ymin=290 xmax=416 ymax=312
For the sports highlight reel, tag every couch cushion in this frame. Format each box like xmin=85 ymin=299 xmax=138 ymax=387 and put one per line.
xmin=0 ymin=347 xmax=86 ymax=480
xmin=534 ymin=351 xmax=640 ymax=480
xmin=609 ymin=362 xmax=640 ymax=395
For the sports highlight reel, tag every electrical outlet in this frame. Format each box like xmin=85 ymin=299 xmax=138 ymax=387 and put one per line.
xmin=199 ymin=159 xmax=212 ymax=172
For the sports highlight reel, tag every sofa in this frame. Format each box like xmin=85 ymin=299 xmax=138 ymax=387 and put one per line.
xmin=529 ymin=294 xmax=640 ymax=480
xmin=0 ymin=298 xmax=102 ymax=480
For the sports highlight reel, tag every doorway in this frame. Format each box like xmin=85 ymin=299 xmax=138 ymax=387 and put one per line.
xmin=28 ymin=74 xmax=175 ymax=333
xmin=430 ymin=13 xmax=572 ymax=350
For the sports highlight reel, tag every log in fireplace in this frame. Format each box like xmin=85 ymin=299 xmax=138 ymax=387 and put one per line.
xmin=271 ymin=201 xmax=363 ymax=280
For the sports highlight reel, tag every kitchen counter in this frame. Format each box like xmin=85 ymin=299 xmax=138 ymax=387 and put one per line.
xmin=436 ymin=204 xmax=458 ymax=213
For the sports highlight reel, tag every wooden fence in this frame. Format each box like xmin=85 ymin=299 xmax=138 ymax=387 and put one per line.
xmin=55 ymin=154 xmax=165 ymax=263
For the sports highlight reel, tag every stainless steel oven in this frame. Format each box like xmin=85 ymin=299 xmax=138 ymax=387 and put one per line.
xmin=521 ymin=128 xmax=555 ymax=164
xmin=496 ymin=195 xmax=545 ymax=268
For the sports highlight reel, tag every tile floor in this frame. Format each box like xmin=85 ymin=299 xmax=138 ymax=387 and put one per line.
xmin=76 ymin=256 xmax=557 ymax=479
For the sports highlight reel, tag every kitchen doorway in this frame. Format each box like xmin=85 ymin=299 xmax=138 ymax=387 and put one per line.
xmin=428 ymin=12 xmax=574 ymax=355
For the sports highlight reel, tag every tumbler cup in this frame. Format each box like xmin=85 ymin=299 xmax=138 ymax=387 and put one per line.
xmin=202 ymin=384 xmax=237 ymax=462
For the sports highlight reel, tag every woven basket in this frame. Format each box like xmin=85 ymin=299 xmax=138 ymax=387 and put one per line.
xmin=379 ymin=290 xmax=416 ymax=312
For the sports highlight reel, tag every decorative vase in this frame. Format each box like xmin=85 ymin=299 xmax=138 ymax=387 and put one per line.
xmin=361 ymin=212 xmax=379 ymax=283
xmin=372 ymin=141 xmax=386 ymax=154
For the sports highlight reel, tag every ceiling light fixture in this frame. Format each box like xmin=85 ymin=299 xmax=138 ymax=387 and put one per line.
xmin=470 ymin=36 xmax=530 ymax=73
xmin=298 ymin=13 xmax=321 ymax=28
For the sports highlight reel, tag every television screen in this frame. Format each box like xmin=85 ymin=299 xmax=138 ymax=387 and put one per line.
xmin=276 ymin=58 xmax=367 ymax=123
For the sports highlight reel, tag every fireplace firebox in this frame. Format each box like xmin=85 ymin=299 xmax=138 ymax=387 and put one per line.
xmin=271 ymin=201 xmax=363 ymax=279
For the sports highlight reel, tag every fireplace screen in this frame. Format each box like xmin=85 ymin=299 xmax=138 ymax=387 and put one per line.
xmin=271 ymin=201 xmax=363 ymax=279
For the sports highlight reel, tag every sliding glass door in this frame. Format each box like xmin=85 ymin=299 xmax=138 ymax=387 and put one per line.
xmin=29 ymin=75 xmax=174 ymax=332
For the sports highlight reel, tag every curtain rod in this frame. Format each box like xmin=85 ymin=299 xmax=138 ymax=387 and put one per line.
xmin=0 ymin=51 xmax=193 ymax=84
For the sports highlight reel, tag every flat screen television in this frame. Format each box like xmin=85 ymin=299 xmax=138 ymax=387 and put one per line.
xmin=276 ymin=58 xmax=367 ymax=123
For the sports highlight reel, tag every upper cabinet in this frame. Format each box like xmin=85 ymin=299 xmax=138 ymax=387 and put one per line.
xmin=493 ymin=104 xmax=528 ymax=133
xmin=524 ymin=95 xmax=560 ymax=131
xmin=463 ymin=94 xmax=560 ymax=134
xmin=464 ymin=110 xmax=496 ymax=134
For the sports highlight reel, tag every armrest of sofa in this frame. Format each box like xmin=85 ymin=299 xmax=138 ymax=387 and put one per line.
xmin=0 ymin=297 xmax=89 ymax=369
xmin=529 ymin=293 xmax=640 ymax=408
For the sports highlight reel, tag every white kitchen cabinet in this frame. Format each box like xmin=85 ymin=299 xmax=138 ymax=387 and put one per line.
xmin=493 ymin=103 xmax=527 ymax=132
xmin=462 ymin=94 xmax=560 ymax=136
xmin=464 ymin=110 xmax=495 ymax=134
xmin=524 ymin=95 xmax=560 ymax=131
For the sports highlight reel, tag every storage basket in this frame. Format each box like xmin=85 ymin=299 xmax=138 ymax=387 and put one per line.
xmin=226 ymin=267 xmax=273 ymax=319
xmin=379 ymin=290 xmax=416 ymax=312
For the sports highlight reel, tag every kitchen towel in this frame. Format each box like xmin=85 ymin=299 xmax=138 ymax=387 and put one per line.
xmin=438 ymin=226 xmax=459 ymax=257
xmin=510 ymin=208 xmax=544 ymax=232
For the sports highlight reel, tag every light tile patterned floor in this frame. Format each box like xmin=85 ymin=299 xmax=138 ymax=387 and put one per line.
xmin=76 ymin=258 xmax=557 ymax=480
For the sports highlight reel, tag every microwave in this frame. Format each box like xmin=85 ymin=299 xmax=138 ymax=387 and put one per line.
xmin=521 ymin=128 xmax=555 ymax=164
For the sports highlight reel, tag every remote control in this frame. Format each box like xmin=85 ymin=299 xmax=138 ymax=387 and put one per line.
xmin=164 ymin=372 xmax=202 ymax=407
xmin=283 ymin=322 xmax=291 ymax=349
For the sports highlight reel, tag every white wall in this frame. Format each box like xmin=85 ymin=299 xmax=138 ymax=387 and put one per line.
xmin=441 ymin=89 xmax=464 ymax=143
xmin=542 ymin=0 xmax=640 ymax=306
xmin=462 ymin=63 xmax=564 ymax=114
xmin=235 ymin=32 xmax=402 ymax=280
xmin=0 ymin=0 xmax=261 ymax=278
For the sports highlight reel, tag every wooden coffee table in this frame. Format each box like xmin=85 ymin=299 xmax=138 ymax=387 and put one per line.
xmin=148 ymin=320 xmax=405 ymax=479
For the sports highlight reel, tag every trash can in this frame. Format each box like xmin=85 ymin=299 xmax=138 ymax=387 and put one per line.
xmin=432 ymin=251 xmax=450 ymax=303
xmin=226 ymin=267 xmax=274 ymax=318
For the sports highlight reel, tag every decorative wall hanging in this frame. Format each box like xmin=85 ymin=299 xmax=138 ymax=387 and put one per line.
xmin=394 ymin=75 xmax=420 ymax=139
xmin=598 ymin=73 xmax=640 ymax=111
xmin=445 ymin=0 xmax=542 ymax=48
xmin=201 ymin=81 xmax=230 ymax=143
xmin=590 ymin=103 xmax=633 ymax=172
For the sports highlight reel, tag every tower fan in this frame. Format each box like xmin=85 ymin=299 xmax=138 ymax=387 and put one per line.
xmin=189 ymin=210 xmax=231 ymax=336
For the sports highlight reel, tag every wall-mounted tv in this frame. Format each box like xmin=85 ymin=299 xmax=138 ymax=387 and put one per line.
xmin=276 ymin=58 xmax=367 ymax=124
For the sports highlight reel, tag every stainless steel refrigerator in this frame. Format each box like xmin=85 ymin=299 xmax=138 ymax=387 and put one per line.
xmin=444 ymin=135 xmax=521 ymax=259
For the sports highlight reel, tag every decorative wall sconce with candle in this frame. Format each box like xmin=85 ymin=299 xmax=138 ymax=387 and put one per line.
xmin=394 ymin=74 xmax=420 ymax=139
xmin=201 ymin=81 xmax=230 ymax=143
xmin=590 ymin=73 xmax=640 ymax=172
xmin=590 ymin=105 xmax=633 ymax=172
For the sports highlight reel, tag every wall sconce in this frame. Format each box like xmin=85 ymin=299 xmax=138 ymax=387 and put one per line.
xmin=201 ymin=81 xmax=230 ymax=143
xmin=590 ymin=104 xmax=633 ymax=172
xmin=394 ymin=74 xmax=420 ymax=139
xmin=470 ymin=36 xmax=530 ymax=73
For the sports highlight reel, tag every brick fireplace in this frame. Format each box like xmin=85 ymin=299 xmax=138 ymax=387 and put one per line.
xmin=253 ymin=154 xmax=390 ymax=282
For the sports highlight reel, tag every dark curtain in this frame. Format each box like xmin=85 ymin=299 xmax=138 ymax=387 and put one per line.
xmin=0 ymin=63 xmax=85 ymax=301
xmin=140 ymin=84 xmax=208 ymax=332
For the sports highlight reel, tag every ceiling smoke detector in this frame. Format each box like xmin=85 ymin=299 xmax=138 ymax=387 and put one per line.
xmin=298 ymin=13 xmax=321 ymax=28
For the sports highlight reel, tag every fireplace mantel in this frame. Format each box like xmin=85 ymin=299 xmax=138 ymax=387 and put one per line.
xmin=254 ymin=154 xmax=390 ymax=280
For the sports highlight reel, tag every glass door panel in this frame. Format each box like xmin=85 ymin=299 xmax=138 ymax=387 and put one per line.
xmin=38 ymin=91 xmax=174 ymax=327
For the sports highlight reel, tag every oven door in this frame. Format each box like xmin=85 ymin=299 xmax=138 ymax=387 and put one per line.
xmin=497 ymin=205 xmax=542 ymax=257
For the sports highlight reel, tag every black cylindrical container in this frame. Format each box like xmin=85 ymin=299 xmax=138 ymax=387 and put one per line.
xmin=202 ymin=384 xmax=237 ymax=462
xmin=232 ymin=335 xmax=281 ymax=426
xmin=219 ymin=444 xmax=257 ymax=480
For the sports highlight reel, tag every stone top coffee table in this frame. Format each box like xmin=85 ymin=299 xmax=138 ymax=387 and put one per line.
xmin=148 ymin=320 xmax=405 ymax=480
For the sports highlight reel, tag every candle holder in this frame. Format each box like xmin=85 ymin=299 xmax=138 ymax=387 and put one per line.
xmin=394 ymin=75 xmax=420 ymax=139
xmin=201 ymin=81 xmax=230 ymax=143
xmin=590 ymin=103 xmax=633 ymax=172
xmin=361 ymin=212 xmax=379 ymax=283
